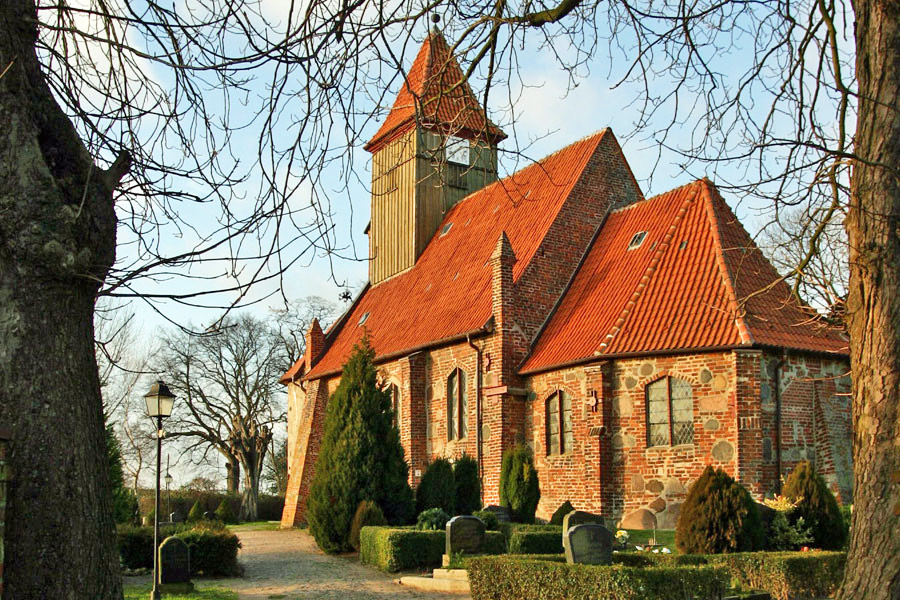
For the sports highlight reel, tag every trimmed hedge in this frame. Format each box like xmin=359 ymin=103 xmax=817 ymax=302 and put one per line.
xmin=138 ymin=490 xmax=284 ymax=522
xmin=708 ymin=551 xmax=846 ymax=600
xmin=467 ymin=555 xmax=729 ymax=600
xmin=507 ymin=528 xmax=564 ymax=555
xmin=117 ymin=521 xmax=241 ymax=576
xmin=359 ymin=527 xmax=505 ymax=572
xmin=616 ymin=550 xmax=846 ymax=600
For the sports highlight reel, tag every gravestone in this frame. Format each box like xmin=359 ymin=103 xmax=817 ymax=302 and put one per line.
xmin=203 ymin=511 xmax=214 ymax=520
xmin=562 ymin=510 xmax=606 ymax=555
xmin=169 ymin=511 xmax=184 ymax=523
xmin=481 ymin=505 xmax=512 ymax=522
xmin=446 ymin=515 xmax=486 ymax=556
xmin=159 ymin=536 xmax=193 ymax=592
xmin=565 ymin=524 xmax=614 ymax=565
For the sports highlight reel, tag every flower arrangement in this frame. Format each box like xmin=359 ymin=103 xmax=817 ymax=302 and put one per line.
xmin=615 ymin=529 xmax=629 ymax=545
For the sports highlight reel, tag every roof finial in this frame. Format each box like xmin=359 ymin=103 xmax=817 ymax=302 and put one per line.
xmin=431 ymin=12 xmax=441 ymax=33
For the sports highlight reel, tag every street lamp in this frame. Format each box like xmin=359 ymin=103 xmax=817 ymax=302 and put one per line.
xmin=145 ymin=380 xmax=176 ymax=600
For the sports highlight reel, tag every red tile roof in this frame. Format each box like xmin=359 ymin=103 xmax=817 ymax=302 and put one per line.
xmin=299 ymin=131 xmax=614 ymax=380
xmin=521 ymin=180 xmax=848 ymax=373
xmin=364 ymin=31 xmax=506 ymax=153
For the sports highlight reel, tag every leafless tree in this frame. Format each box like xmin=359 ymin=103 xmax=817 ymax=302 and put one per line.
xmin=271 ymin=296 xmax=339 ymax=368
xmin=1 ymin=0 xmax=897 ymax=595
xmin=264 ymin=437 xmax=289 ymax=496
xmin=158 ymin=314 xmax=285 ymax=521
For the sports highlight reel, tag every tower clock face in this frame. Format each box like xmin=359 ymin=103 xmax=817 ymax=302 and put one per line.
xmin=446 ymin=136 xmax=470 ymax=165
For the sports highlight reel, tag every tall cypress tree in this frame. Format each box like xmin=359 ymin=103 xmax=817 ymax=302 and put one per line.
xmin=307 ymin=337 xmax=414 ymax=553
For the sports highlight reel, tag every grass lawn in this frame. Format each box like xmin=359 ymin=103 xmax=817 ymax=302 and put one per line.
xmin=625 ymin=529 xmax=676 ymax=550
xmin=124 ymin=584 xmax=237 ymax=600
xmin=227 ymin=520 xmax=280 ymax=532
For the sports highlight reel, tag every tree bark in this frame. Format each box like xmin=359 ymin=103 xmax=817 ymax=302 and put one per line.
xmin=226 ymin=459 xmax=241 ymax=494
xmin=838 ymin=0 xmax=900 ymax=596
xmin=0 ymin=2 xmax=124 ymax=597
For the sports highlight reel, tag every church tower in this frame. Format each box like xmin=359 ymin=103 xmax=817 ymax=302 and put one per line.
xmin=364 ymin=31 xmax=506 ymax=284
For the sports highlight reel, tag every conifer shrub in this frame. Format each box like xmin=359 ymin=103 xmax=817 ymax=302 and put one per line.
xmin=187 ymin=500 xmax=204 ymax=522
xmin=454 ymin=454 xmax=481 ymax=515
xmin=499 ymin=444 xmax=541 ymax=523
xmin=215 ymin=498 xmax=236 ymax=524
xmin=415 ymin=458 xmax=456 ymax=515
xmin=782 ymin=461 xmax=846 ymax=549
xmin=306 ymin=337 xmax=415 ymax=553
xmin=473 ymin=509 xmax=500 ymax=530
xmin=549 ymin=500 xmax=575 ymax=526
xmin=675 ymin=465 xmax=764 ymax=553
xmin=350 ymin=500 xmax=387 ymax=551
xmin=416 ymin=507 xmax=451 ymax=531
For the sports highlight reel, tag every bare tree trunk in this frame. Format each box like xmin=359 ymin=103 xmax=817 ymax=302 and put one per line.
xmin=0 ymin=2 xmax=126 ymax=597
xmin=227 ymin=459 xmax=241 ymax=494
xmin=838 ymin=0 xmax=900 ymax=596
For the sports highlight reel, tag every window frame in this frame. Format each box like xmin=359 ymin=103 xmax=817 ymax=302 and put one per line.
xmin=447 ymin=368 xmax=467 ymax=441
xmin=645 ymin=376 xmax=694 ymax=448
xmin=545 ymin=390 xmax=574 ymax=455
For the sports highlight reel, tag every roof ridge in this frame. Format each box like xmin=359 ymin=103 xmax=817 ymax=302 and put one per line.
xmin=609 ymin=178 xmax=704 ymax=215
xmin=701 ymin=181 xmax=755 ymax=345
xmin=596 ymin=180 xmax=701 ymax=354
xmin=440 ymin=130 xmax=609 ymax=223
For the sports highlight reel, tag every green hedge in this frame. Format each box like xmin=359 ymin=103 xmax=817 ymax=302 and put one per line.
xmin=359 ymin=527 xmax=505 ymax=572
xmin=468 ymin=556 xmax=729 ymax=600
xmin=507 ymin=529 xmax=563 ymax=554
xmin=616 ymin=550 xmax=846 ymax=600
xmin=708 ymin=551 xmax=846 ymax=600
xmin=117 ymin=521 xmax=241 ymax=576
xmin=138 ymin=490 xmax=284 ymax=521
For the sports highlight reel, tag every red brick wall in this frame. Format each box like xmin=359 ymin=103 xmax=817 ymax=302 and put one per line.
xmin=527 ymin=351 xmax=741 ymax=528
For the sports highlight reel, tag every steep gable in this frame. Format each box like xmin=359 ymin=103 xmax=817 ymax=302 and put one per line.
xmin=521 ymin=180 xmax=847 ymax=374
xmin=294 ymin=130 xmax=629 ymax=380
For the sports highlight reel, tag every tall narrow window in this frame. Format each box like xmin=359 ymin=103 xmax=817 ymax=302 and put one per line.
xmin=545 ymin=391 xmax=574 ymax=455
xmin=389 ymin=383 xmax=401 ymax=429
xmin=646 ymin=377 xmax=694 ymax=447
xmin=447 ymin=369 xmax=467 ymax=440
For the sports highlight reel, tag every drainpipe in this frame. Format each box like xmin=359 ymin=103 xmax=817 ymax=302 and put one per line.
xmin=773 ymin=356 xmax=784 ymax=494
xmin=467 ymin=333 xmax=484 ymax=505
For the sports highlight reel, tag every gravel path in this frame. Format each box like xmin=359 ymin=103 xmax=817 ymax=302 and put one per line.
xmin=199 ymin=528 xmax=470 ymax=600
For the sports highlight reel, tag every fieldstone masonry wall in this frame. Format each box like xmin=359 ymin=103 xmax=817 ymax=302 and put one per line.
xmin=0 ymin=431 xmax=10 ymax=596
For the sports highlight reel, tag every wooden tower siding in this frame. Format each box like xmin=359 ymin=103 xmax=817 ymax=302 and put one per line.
xmin=369 ymin=128 xmax=498 ymax=284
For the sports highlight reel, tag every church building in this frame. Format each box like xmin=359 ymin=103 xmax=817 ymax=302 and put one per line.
xmin=280 ymin=31 xmax=851 ymax=529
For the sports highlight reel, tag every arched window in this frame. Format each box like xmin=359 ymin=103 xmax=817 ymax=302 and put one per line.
xmin=646 ymin=377 xmax=693 ymax=447
xmin=545 ymin=390 xmax=573 ymax=455
xmin=388 ymin=383 xmax=401 ymax=429
xmin=447 ymin=369 xmax=468 ymax=440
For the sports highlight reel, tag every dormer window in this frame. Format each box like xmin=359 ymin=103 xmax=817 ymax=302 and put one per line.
xmin=441 ymin=222 xmax=453 ymax=236
xmin=628 ymin=231 xmax=648 ymax=250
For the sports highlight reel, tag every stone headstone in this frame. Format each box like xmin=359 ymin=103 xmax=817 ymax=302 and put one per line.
xmin=562 ymin=510 xmax=605 ymax=555
xmin=159 ymin=536 xmax=191 ymax=585
xmin=446 ymin=516 xmax=486 ymax=556
xmin=481 ymin=505 xmax=512 ymax=522
xmin=203 ymin=511 xmax=214 ymax=520
xmin=169 ymin=511 xmax=184 ymax=523
xmin=565 ymin=524 xmax=614 ymax=565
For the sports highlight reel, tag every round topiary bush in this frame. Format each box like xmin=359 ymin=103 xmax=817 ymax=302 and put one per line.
xmin=675 ymin=465 xmax=764 ymax=553
xmin=473 ymin=509 xmax=500 ymax=530
xmin=349 ymin=499 xmax=388 ymax=551
xmin=416 ymin=507 xmax=451 ymax=531
xmin=187 ymin=500 xmax=204 ymax=522
xmin=454 ymin=454 xmax=481 ymax=515
xmin=550 ymin=500 xmax=575 ymax=526
xmin=416 ymin=458 xmax=456 ymax=516
xmin=499 ymin=444 xmax=540 ymax=523
xmin=782 ymin=461 xmax=846 ymax=550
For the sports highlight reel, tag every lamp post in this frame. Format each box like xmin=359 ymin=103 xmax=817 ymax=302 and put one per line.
xmin=145 ymin=380 xmax=176 ymax=600
xmin=165 ymin=464 xmax=173 ymax=521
